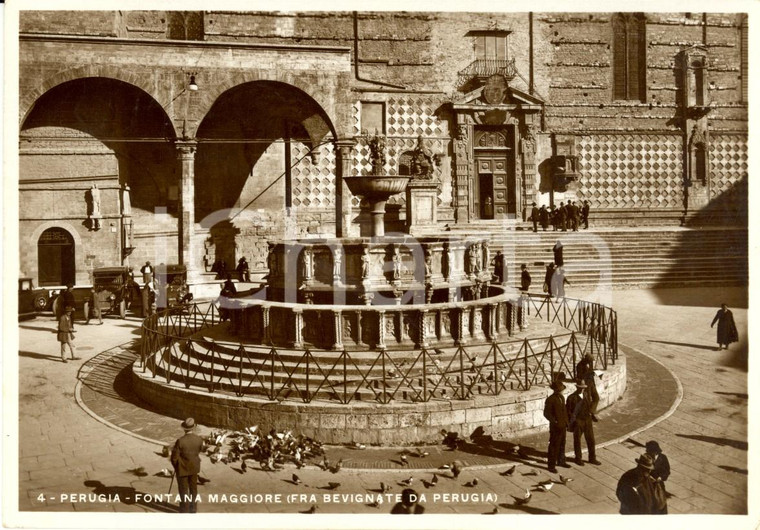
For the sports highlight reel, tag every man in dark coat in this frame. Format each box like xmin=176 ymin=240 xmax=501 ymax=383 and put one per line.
xmin=550 ymin=206 xmax=558 ymax=231
xmin=556 ymin=202 xmax=567 ymax=231
xmin=539 ymin=205 xmax=549 ymax=231
xmin=553 ymin=241 xmax=564 ymax=267
xmin=581 ymin=200 xmax=590 ymax=229
xmin=530 ymin=202 xmax=540 ymax=232
xmin=616 ymin=454 xmax=664 ymax=514
xmin=491 ymin=251 xmax=505 ymax=284
xmin=566 ymin=380 xmax=601 ymax=466
xmin=711 ymin=303 xmax=739 ymax=349
xmin=575 ymin=353 xmax=599 ymax=420
xmin=171 ymin=417 xmax=203 ymax=513
xmin=544 ymin=263 xmax=556 ymax=297
xmin=236 ymin=257 xmax=251 ymax=283
xmin=543 ymin=380 xmax=570 ymax=473
xmin=568 ymin=201 xmax=578 ymax=231
xmin=645 ymin=440 xmax=670 ymax=514
xmin=520 ymin=263 xmax=532 ymax=292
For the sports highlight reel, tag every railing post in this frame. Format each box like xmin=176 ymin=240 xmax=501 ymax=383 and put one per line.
xmin=239 ymin=345 xmax=244 ymax=397
xmin=458 ymin=346 xmax=466 ymax=399
xmin=523 ymin=338 xmax=529 ymax=389
xmin=209 ymin=339 xmax=215 ymax=393
xmin=305 ymin=349 xmax=311 ymax=402
xmin=342 ymin=350 xmax=348 ymax=403
xmin=492 ymin=342 xmax=499 ymax=394
xmin=422 ymin=348 xmax=428 ymax=401
xmin=270 ymin=348 xmax=276 ymax=400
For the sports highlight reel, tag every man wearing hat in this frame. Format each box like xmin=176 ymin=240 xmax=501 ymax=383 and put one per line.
xmin=171 ymin=418 xmax=203 ymax=513
xmin=566 ymin=379 xmax=601 ymax=466
xmin=543 ymin=379 xmax=570 ymax=473
xmin=616 ymin=454 xmax=662 ymax=514
xmin=57 ymin=306 xmax=78 ymax=363
xmin=530 ymin=202 xmax=540 ymax=232
xmin=575 ymin=353 xmax=600 ymax=421
xmin=645 ymin=440 xmax=670 ymax=514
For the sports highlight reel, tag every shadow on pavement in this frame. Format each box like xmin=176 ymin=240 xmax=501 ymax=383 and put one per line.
xmin=82 ymin=480 xmax=178 ymax=513
xmin=650 ymin=286 xmax=747 ymax=309
xmin=714 ymin=391 xmax=748 ymax=400
xmin=499 ymin=502 xmax=558 ymax=514
xmin=19 ymin=350 xmax=63 ymax=362
xmin=675 ymin=434 xmax=747 ymax=451
xmin=718 ymin=465 xmax=748 ymax=475
xmin=647 ymin=340 xmax=717 ymax=351
xmin=18 ymin=325 xmax=56 ymax=333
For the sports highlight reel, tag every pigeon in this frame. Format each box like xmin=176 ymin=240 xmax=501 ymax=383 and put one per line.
xmin=367 ymin=501 xmax=379 ymax=508
xmin=354 ymin=442 xmax=366 ymax=450
xmin=304 ymin=505 xmax=318 ymax=514
xmin=127 ymin=467 xmax=147 ymax=477
xmin=464 ymin=478 xmax=478 ymax=487
xmin=400 ymin=455 xmax=409 ymax=466
xmin=451 ymin=461 xmax=462 ymax=478
xmin=161 ymin=446 xmax=170 ymax=458
xmin=522 ymin=469 xmax=538 ymax=476
xmin=399 ymin=477 xmax=413 ymax=486
xmin=500 ymin=465 xmax=517 ymax=476
xmin=431 ymin=474 xmax=439 ymax=485
xmin=330 ymin=459 xmax=343 ymax=474
xmin=487 ymin=506 xmax=499 ymax=514
xmin=241 ymin=460 xmax=247 ymax=473
xmin=327 ymin=482 xmax=341 ymax=490
xmin=380 ymin=482 xmax=391 ymax=493
xmin=439 ymin=464 xmax=451 ymax=470
xmin=415 ymin=448 xmax=430 ymax=458
xmin=512 ymin=489 xmax=532 ymax=505
xmin=536 ymin=480 xmax=554 ymax=492
xmin=556 ymin=475 xmax=574 ymax=485
xmin=292 ymin=474 xmax=302 ymax=485
xmin=320 ymin=456 xmax=331 ymax=471
xmin=156 ymin=468 xmax=172 ymax=477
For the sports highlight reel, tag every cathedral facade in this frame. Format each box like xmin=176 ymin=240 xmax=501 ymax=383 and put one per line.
xmin=17 ymin=11 xmax=748 ymax=286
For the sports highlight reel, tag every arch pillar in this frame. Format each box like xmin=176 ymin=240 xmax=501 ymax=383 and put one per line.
xmin=176 ymin=140 xmax=197 ymax=277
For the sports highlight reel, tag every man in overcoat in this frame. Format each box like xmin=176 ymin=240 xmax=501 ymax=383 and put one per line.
xmin=711 ymin=303 xmax=739 ymax=350
xmin=616 ymin=454 xmax=665 ymax=514
xmin=566 ymin=379 xmax=601 ymax=466
xmin=575 ymin=353 xmax=599 ymax=420
xmin=543 ymin=379 xmax=570 ymax=473
xmin=171 ymin=417 xmax=204 ymax=513
xmin=530 ymin=202 xmax=540 ymax=232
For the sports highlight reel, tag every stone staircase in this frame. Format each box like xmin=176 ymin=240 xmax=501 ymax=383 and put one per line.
xmin=487 ymin=227 xmax=748 ymax=289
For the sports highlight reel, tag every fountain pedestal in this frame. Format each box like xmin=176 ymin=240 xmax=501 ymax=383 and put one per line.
xmin=344 ymin=176 xmax=410 ymax=237
xmin=406 ymin=179 xmax=441 ymax=234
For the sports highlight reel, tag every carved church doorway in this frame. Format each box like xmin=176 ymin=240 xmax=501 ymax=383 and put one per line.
xmin=473 ymin=127 xmax=516 ymax=219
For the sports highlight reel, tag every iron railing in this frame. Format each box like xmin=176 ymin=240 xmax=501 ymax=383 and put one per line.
xmin=139 ymin=294 xmax=617 ymax=404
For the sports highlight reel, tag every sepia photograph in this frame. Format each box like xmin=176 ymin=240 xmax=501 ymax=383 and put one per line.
xmin=3 ymin=0 xmax=756 ymax=528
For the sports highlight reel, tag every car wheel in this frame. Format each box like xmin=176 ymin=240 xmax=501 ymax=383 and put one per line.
xmin=119 ymin=300 xmax=126 ymax=319
xmin=33 ymin=294 xmax=48 ymax=312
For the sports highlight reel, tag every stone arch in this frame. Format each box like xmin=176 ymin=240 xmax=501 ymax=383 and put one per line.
xmin=189 ymin=71 xmax=345 ymax=140
xmin=19 ymin=64 xmax=178 ymax=138
xmin=27 ymin=221 xmax=88 ymax=285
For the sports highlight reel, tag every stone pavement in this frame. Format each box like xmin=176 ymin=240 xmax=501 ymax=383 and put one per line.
xmin=12 ymin=287 xmax=750 ymax=519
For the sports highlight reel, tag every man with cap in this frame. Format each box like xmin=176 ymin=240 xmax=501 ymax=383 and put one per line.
xmin=616 ymin=454 xmax=663 ymax=514
xmin=530 ymin=202 xmax=540 ymax=232
xmin=171 ymin=418 xmax=203 ymax=513
xmin=57 ymin=306 xmax=78 ymax=363
xmin=566 ymin=379 xmax=601 ymax=466
xmin=575 ymin=353 xmax=600 ymax=421
xmin=543 ymin=378 xmax=571 ymax=473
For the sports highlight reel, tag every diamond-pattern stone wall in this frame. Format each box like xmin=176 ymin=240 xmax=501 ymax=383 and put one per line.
xmin=350 ymin=96 xmax=449 ymax=207
xmin=290 ymin=140 xmax=336 ymax=209
xmin=577 ymin=134 xmax=683 ymax=209
xmin=709 ymin=133 xmax=748 ymax=210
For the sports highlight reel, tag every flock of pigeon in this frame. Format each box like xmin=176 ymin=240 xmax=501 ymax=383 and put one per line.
xmin=127 ymin=426 xmax=576 ymax=513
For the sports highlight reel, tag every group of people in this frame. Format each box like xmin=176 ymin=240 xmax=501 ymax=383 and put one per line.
xmin=530 ymin=200 xmax=590 ymax=232
xmin=543 ymin=353 xmax=671 ymax=514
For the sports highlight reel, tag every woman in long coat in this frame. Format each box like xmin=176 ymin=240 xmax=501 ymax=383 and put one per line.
xmin=711 ymin=303 xmax=739 ymax=349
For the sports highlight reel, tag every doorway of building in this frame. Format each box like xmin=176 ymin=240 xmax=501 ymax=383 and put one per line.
xmin=479 ymin=173 xmax=494 ymax=219
xmin=38 ymin=227 xmax=75 ymax=286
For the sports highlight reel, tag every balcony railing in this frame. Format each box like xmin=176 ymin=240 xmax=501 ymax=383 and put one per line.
xmin=457 ymin=58 xmax=517 ymax=88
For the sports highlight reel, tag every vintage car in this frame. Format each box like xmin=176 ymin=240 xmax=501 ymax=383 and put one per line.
xmin=84 ymin=267 xmax=142 ymax=320
xmin=18 ymin=277 xmax=52 ymax=318
xmin=142 ymin=264 xmax=192 ymax=316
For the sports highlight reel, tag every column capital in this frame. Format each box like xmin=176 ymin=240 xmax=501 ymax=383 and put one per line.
xmin=175 ymin=140 xmax=198 ymax=158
